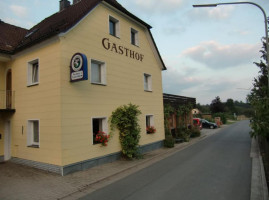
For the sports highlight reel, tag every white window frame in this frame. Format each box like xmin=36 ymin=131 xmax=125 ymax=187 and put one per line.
xmin=144 ymin=73 xmax=152 ymax=91
xmin=90 ymin=59 xmax=106 ymax=85
xmin=92 ymin=117 xmax=108 ymax=145
xmin=27 ymin=59 xmax=39 ymax=86
xmin=146 ymin=115 xmax=154 ymax=127
xmin=27 ymin=120 xmax=40 ymax=147
xmin=109 ymin=15 xmax=120 ymax=38
xmin=130 ymin=28 xmax=139 ymax=46
xmin=146 ymin=115 xmax=154 ymax=134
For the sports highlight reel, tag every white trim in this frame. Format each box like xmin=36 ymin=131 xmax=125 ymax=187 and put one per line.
xmin=27 ymin=119 xmax=40 ymax=147
xmin=27 ymin=58 xmax=40 ymax=86
xmin=146 ymin=115 xmax=154 ymax=127
xmin=91 ymin=117 xmax=108 ymax=145
xmin=90 ymin=59 xmax=107 ymax=85
xmin=144 ymin=73 xmax=152 ymax=91
xmin=130 ymin=27 xmax=139 ymax=46
xmin=109 ymin=15 xmax=120 ymax=38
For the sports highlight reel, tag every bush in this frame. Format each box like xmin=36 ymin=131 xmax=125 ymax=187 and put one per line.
xmin=164 ymin=135 xmax=175 ymax=148
xmin=165 ymin=127 xmax=171 ymax=136
xmin=176 ymin=127 xmax=191 ymax=142
xmin=226 ymin=114 xmax=237 ymax=121
xmin=190 ymin=127 xmax=201 ymax=138
xmin=110 ymin=103 xmax=142 ymax=159
xmin=213 ymin=113 xmax=227 ymax=124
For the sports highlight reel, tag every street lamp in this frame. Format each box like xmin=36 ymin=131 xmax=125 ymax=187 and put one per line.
xmin=193 ymin=2 xmax=269 ymax=92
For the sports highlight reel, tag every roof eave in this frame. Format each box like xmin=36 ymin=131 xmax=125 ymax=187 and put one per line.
xmin=0 ymin=52 xmax=12 ymax=62
xmin=148 ymin=30 xmax=167 ymax=71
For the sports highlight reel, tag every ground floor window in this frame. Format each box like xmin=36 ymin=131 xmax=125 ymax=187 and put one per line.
xmin=92 ymin=117 xmax=108 ymax=144
xmin=146 ymin=115 xmax=155 ymax=134
xmin=27 ymin=120 xmax=39 ymax=147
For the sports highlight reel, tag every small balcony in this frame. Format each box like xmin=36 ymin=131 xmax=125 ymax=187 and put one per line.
xmin=0 ymin=90 xmax=15 ymax=112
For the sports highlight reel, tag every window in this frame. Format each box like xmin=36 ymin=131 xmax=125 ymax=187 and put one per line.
xmin=27 ymin=120 xmax=40 ymax=147
xmin=91 ymin=60 xmax=106 ymax=85
xmin=131 ymin=28 xmax=139 ymax=46
xmin=27 ymin=59 xmax=39 ymax=86
xmin=146 ymin=115 xmax=154 ymax=134
xmin=109 ymin=16 xmax=119 ymax=37
xmin=144 ymin=73 xmax=152 ymax=91
xmin=92 ymin=117 xmax=108 ymax=144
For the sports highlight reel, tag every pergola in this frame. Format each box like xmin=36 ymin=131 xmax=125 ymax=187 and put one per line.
xmin=163 ymin=93 xmax=196 ymax=108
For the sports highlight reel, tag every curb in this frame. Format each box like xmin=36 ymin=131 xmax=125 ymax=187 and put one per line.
xmin=250 ymin=137 xmax=269 ymax=200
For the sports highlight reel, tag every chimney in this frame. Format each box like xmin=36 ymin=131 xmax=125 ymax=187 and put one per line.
xmin=59 ymin=0 xmax=71 ymax=11
xmin=73 ymin=0 xmax=81 ymax=4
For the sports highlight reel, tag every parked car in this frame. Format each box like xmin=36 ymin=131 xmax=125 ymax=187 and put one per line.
xmin=201 ymin=119 xmax=217 ymax=129
xmin=193 ymin=118 xmax=202 ymax=130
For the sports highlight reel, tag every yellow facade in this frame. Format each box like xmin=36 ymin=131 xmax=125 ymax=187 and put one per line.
xmin=0 ymin=2 xmax=165 ymax=173
xmin=0 ymin=40 xmax=63 ymax=165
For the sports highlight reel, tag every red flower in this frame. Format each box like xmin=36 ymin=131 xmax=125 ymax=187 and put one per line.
xmin=146 ymin=126 xmax=156 ymax=134
xmin=95 ymin=131 xmax=110 ymax=146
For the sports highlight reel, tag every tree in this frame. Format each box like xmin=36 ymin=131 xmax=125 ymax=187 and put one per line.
xmin=248 ymin=38 xmax=269 ymax=138
xmin=210 ymin=96 xmax=225 ymax=113
xmin=225 ymin=98 xmax=237 ymax=114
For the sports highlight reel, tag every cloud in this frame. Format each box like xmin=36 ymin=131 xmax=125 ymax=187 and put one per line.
xmin=162 ymin=64 xmax=204 ymax=95
xmin=182 ymin=41 xmax=260 ymax=69
xmin=176 ymin=76 xmax=250 ymax=104
xmin=10 ymin=5 xmax=28 ymax=18
xmin=189 ymin=6 xmax=234 ymax=21
xmin=163 ymin=25 xmax=186 ymax=35
xmin=228 ymin=29 xmax=250 ymax=36
xmin=162 ymin=58 xmax=256 ymax=104
xmin=124 ymin=0 xmax=185 ymax=15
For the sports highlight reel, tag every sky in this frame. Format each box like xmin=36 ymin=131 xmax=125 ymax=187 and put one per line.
xmin=1 ymin=0 xmax=269 ymax=104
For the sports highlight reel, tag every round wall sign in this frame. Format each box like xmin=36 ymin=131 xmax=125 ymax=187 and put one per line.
xmin=71 ymin=53 xmax=83 ymax=72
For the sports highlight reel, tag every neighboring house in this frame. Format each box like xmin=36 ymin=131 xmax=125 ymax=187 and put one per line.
xmin=0 ymin=0 xmax=166 ymax=175
xmin=192 ymin=108 xmax=200 ymax=115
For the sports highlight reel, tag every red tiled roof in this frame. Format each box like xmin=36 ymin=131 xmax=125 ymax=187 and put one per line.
xmin=0 ymin=0 xmax=166 ymax=70
xmin=15 ymin=0 xmax=151 ymax=53
xmin=0 ymin=21 xmax=28 ymax=54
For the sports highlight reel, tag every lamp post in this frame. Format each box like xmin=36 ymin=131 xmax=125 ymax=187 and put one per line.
xmin=193 ymin=2 xmax=269 ymax=92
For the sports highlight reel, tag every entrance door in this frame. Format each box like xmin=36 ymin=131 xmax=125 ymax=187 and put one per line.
xmin=6 ymin=69 xmax=12 ymax=109
xmin=4 ymin=121 xmax=11 ymax=161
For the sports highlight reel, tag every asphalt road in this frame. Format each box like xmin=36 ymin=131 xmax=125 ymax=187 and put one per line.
xmin=80 ymin=120 xmax=252 ymax=200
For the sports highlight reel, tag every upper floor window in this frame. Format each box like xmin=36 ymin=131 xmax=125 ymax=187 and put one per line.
xmin=144 ymin=73 xmax=152 ymax=91
xmin=109 ymin=16 xmax=119 ymax=37
xmin=27 ymin=59 xmax=39 ymax=86
xmin=131 ymin=28 xmax=139 ymax=46
xmin=91 ymin=59 xmax=106 ymax=85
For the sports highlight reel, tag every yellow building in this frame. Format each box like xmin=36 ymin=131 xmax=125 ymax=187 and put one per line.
xmin=0 ymin=0 xmax=166 ymax=175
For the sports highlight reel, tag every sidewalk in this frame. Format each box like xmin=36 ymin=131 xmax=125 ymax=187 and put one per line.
xmin=0 ymin=125 xmax=266 ymax=200
xmin=250 ymin=137 xmax=269 ymax=200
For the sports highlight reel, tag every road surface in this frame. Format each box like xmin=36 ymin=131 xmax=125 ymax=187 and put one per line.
xmin=80 ymin=120 xmax=252 ymax=200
